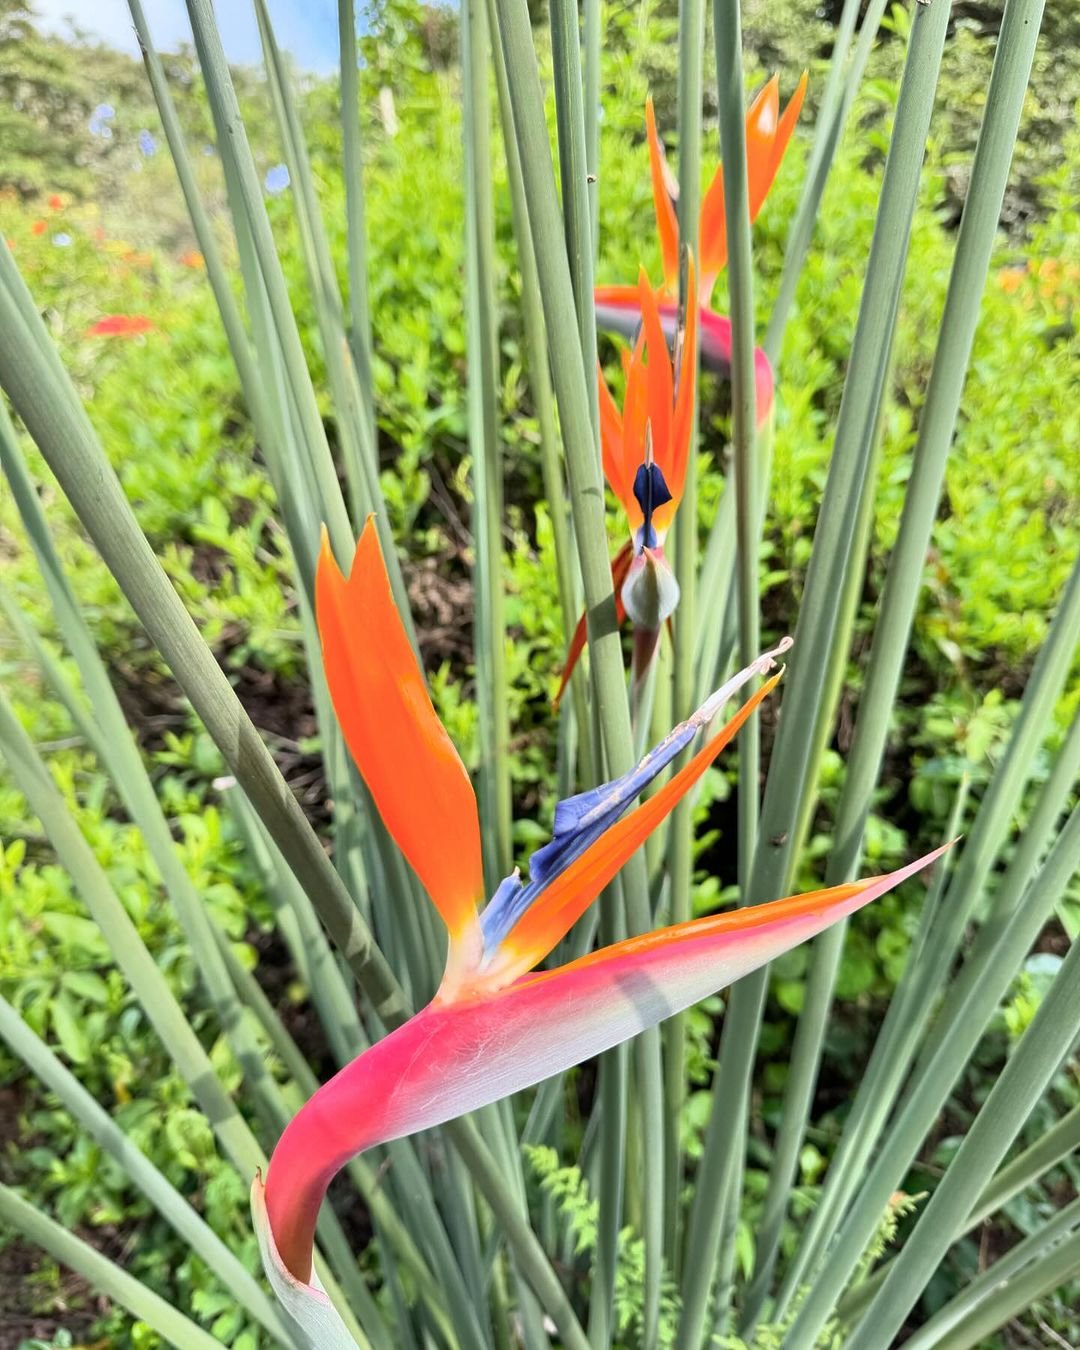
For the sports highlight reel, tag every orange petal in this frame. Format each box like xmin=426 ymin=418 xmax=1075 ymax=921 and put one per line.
xmin=620 ymin=339 xmax=648 ymax=533
xmin=664 ymin=251 xmax=698 ymax=523
xmin=316 ymin=521 xmax=483 ymax=940
xmin=699 ymin=164 xmax=727 ymax=302
xmin=746 ymin=75 xmax=781 ymax=218
xmin=500 ymin=673 xmax=782 ymax=975
xmin=638 ymin=268 xmax=674 ymax=473
xmin=598 ymin=362 xmax=636 ymax=520
xmin=645 ymin=96 xmax=680 ymax=294
xmin=770 ymin=70 xmax=808 ymax=184
xmin=522 ymin=843 xmax=953 ymax=991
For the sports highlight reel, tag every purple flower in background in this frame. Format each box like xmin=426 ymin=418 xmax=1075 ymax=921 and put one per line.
xmin=264 ymin=163 xmax=290 ymax=195
xmin=138 ymin=130 xmax=158 ymax=157
xmin=52 ymin=234 xmax=72 ymax=248
xmin=89 ymin=104 xmax=115 ymax=139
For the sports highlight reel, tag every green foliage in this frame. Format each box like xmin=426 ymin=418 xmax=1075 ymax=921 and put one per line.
xmin=0 ymin=0 xmax=1076 ymax=1345
xmin=525 ymin=1144 xmax=682 ymax=1347
xmin=0 ymin=0 xmax=151 ymax=198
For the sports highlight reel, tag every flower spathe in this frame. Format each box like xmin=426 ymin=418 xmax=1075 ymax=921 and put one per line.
xmin=255 ymin=519 xmax=949 ymax=1321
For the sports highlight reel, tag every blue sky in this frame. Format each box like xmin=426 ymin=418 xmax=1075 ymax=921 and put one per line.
xmin=34 ymin=0 xmax=342 ymax=74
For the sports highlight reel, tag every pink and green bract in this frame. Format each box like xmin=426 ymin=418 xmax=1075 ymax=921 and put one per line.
xmin=254 ymin=519 xmax=947 ymax=1317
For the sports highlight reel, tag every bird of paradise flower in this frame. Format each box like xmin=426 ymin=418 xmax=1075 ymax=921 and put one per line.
xmin=251 ymin=519 xmax=946 ymax=1344
xmin=594 ymin=75 xmax=807 ymax=420
xmin=558 ymin=77 xmax=807 ymax=705
xmin=557 ymin=257 xmax=697 ymax=707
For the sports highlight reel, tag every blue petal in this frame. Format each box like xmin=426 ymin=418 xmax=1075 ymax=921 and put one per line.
xmin=478 ymin=637 xmax=793 ymax=963
xmin=479 ymin=870 xmax=524 ymax=951
xmin=529 ymin=719 xmax=697 ymax=884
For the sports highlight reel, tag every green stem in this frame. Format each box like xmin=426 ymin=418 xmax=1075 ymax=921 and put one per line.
xmin=492 ymin=3 xmax=666 ymax=1333
xmin=0 ymin=279 xmax=406 ymax=1024
xmin=781 ymin=550 xmax=1080 ymax=1314
xmin=0 ymin=683 xmax=367 ymax=1342
xmin=762 ymin=0 xmax=892 ymax=364
xmin=463 ymin=0 xmax=513 ymax=883
xmin=675 ymin=0 xmax=767 ymax=1334
xmin=840 ymin=1101 xmax=1080 ymax=1325
xmin=550 ymin=0 xmax=599 ymax=446
xmin=663 ymin=0 xmax=706 ymax=1273
xmin=768 ymin=0 xmax=1057 ymax=1311
xmin=740 ymin=323 xmax=899 ymax=1333
xmin=0 ymin=996 xmax=292 ymax=1346
xmin=0 ymin=1183 xmax=227 ymax=1350
xmin=846 ymin=925 xmax=1080 ymax=1348
xmin=338 ymin=0 xmax=377 ymax=442
xmin=780 ymin=802 xmax=1080 ymax=1346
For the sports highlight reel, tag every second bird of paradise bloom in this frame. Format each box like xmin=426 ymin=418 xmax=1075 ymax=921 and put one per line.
xmin=252 ymin=518 xmax=948 ymax=1344
xmin=559 ymin=75 xmax=808 ymax=706
xmin=594 ymin=73 xmax=807 ymax=425
xmin=556 ymin=256 xmax=697 ymax=707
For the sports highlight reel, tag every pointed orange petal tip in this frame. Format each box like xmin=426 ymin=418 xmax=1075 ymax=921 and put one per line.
xmin=553 ymin=608 xmax=589 ymax=710
xmin=645 ymin=95 xmax=680 ymax=293
xmin=531 ymin=839 xmax=955 ymax=989
xmin=772 ymin=72 xmax=809 ymax=174
xmin=315 ymin=519 xmax=483 ymax=944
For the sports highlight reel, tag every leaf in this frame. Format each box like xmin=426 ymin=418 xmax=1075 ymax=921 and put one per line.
xmin=61 ymin=971 xmax=109 ymax=1004
xmin=39 ymin=911 xmax=109 ymax=957
xmin=51 ymin=989 xmax=89 ymax=1063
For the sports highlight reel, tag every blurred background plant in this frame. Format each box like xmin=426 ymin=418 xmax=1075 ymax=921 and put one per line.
xmin=0 ymin=0 xmax=1077 ymax=1346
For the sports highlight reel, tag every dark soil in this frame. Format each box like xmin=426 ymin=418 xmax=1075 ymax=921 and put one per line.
xmin=0 ymin=1083 xmax=103 ymax=1349
xmin=0 ymin=1243 xmax=104 ymax=1350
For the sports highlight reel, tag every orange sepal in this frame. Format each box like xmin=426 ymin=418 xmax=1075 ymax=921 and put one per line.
xmin=598 ymin=362 xmax=636 ymax=521
xmin=638 ymin=268 xmax=674 ymax=473
xmin=770 ymin=71 xmax=808 ymax=184
xmin=502 ymin=672 xmax=782 ymax=976
xmin=316 ymin=520 xmax=483 ymax=940
xmin=698 ymin=163 xmax=728 ymax=302
xmin=662 ymin=251 xmax=698 ymax=530
xmin=645 ymin=96 xmax=680 ymax=294
xmin=745 ymin=75 xmax=781 ymax=219
xmin=553 ymin=541 xmax=634 ymax=709
xmin=697 ymin=73 xmax=808 ymax=305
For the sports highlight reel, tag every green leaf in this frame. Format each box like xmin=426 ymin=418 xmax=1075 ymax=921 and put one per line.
xmin=50 ymin=988 xmax=90 ymax=1063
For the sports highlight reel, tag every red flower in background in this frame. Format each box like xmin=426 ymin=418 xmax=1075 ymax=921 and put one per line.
xmin=86 ymin=315 xmax=154 ymax=338
xmin=47 ymin=195 xmax=63 ymax=210
xmin=31 ymin=221 xmax=46 ymax=236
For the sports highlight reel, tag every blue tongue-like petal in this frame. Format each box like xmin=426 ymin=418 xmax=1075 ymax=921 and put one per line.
xmin=527 ymin=635 xmax=792 ymax=891
xmin=529 ymin=718 xmax=697 ymax=884
xmin=633 ymin=461 xmax=672 ymax=550
xmin=477 ymin=636 xmax=793 ymax=962
xmin=478 ymin=870 xmax=525 ymax=952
